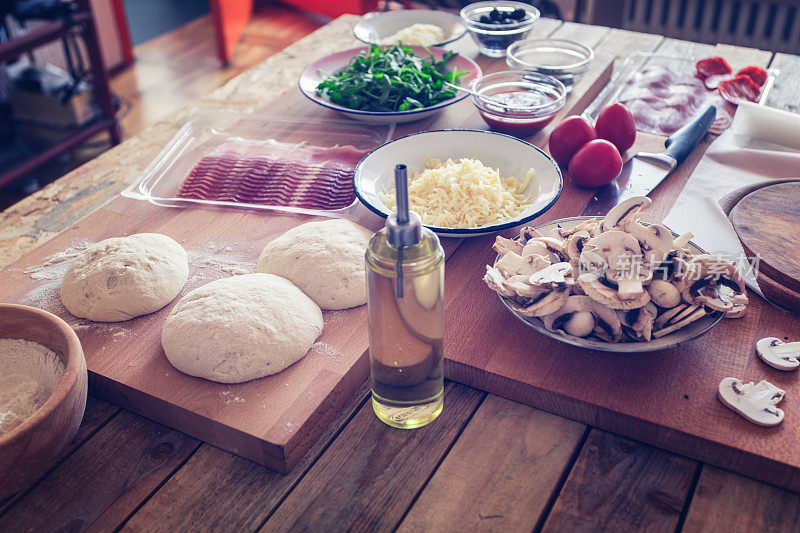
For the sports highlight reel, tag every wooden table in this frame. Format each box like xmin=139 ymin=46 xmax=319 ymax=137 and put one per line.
xmin=2 ymin=15 xmax=800 ymax=532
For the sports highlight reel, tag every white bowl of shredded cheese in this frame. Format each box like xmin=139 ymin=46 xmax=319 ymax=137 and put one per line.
xmin=354 ymin=9 xmax=466 ymax=48
xmin=354 ymin=129 xmax=562 ymax=237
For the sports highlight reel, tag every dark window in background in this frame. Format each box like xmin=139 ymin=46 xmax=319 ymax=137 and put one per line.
xmin=123 ymin=0 xmax=210 ymax=45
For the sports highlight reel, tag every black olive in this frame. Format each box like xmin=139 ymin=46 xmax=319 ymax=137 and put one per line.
xmin=489 ymin=8 xmax=503 ymax=20
xmin=479 ymin=15 xmax=491 ymax=23
xmin=511 ymin=8 xmax=527 ymax=20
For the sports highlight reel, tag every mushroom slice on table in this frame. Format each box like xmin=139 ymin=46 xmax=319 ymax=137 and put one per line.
xmin=681 ymin=255 xmax=748 ymax=318
xmin=618 ymin=302 xmax=658 ymax=341
xmin=756 ymin=337 xmax=800 ymax=371
xmin=544 ymin=295 xmax=622 ymax=341
xmin=507 ymin=287 xmax=570 ymax=317
xmin=717 ymin=377 xmax=785 ymax=426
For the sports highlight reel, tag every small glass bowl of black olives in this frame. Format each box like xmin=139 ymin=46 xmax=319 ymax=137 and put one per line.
xmin=460 ymin=1 xmax=540 ymax=58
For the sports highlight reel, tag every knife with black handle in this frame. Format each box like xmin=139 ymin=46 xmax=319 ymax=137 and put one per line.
xmin=580 ymin=105 xmax=717 ymax=216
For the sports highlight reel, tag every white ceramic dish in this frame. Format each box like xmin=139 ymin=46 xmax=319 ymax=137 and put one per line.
xmin=353 ymin=9 xmax=466 ymax=47
xmin=353 ymin=129 xmax=563 ymax=237
xmin=496 ymin=216 xmax=725 ymax=353
xmin=298 ymin=45 xmax=481 ymax=124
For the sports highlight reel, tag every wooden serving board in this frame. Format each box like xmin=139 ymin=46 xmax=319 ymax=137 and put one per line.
xmin=0 ymin=37 xmax=615 ymax=472
xmin=730 ymin=181 xmax=800 ymax=313
xmin=441 ymin=51 xmax=800 ymax=492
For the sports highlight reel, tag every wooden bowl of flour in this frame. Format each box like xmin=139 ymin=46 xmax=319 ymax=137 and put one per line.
xmin=0 ymin=304 xmax=87 ymax=500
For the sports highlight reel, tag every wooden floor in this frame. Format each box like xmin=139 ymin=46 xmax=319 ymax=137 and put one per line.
xmin=0 ymin=1 xmax=325 ymax=210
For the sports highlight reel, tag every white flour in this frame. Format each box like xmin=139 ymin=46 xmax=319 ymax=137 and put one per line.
xmin=0 ymin=338 xmax=65 ymax=436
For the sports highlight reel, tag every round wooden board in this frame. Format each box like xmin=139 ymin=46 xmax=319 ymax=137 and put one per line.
xmin=730 ymin=181 xmax=800 ymax=293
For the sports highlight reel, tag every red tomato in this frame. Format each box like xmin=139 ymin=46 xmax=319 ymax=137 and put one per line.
xmin=595 ymin=103 xmax=636 ymax=153
xmin=568 ymin=140 xmax=623 ymax=187
xmin=548 ymin=115 xmax=596 ymax=168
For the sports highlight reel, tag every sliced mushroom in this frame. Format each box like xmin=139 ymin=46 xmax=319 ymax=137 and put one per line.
xmin=543 ymin=295 xmax=622 ymax=341
xmin=717 ymin=377 xmax=785 ymax=426
xmin=529 ymin=236 xmax=569 ymax=263
xmin=756 ymin=337 xmax=800 ymax=371
xmin=495 ymin=251 xmax=536 ymax=278
xmin=627 ymin=222 xmax=675 ymax=267
xmin=484 ymin=266 xmax=516 ymax=298
xmin=504 ymin=275 xmax=549 ymax=299
xmin=519 ymin=226 xmax=544 ymax=242
xmin=521 ymin=240 xmax=554 ymax=272
xmin=529 ymin=262 xmax=573 ymax=289
xmin=652 ymin=306 xmax=707 ymax=338
xmin=565 ymin=230 xmax=591 ymax=271
xmin=507 ymin=287 xmax=570 ymax=317
xmin=653 ymin=303 xmax=690 ymax=330
xmin=618 ymin=302 xmax=658 ymax=341
xmin=681 ymin=255 xmax=749 ymax=317
xmin=577 ymin=272 xmax=651 ymax=310
xmin=647 ymin=279 xmax=682 ymax=308
xmin=602 ymin=196 xmax=652 ymax=231
xmin=493 ymin=235 xmax=523 ymax=256
xmin=581 ymin=231 xmax=650 ymax=300
xmin=558 ymin=218 xmax=601 ymax=239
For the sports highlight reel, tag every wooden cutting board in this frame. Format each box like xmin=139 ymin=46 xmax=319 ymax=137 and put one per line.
xmin=0 ymin=46 xmax=614 ymax=472
xmin=730 ymin=181 xmax=800 ymax=312
xmin=442 ymin=58 xmax=800 ymax=493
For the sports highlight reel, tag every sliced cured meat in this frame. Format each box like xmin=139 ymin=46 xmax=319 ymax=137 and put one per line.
xmin=703 ymin=73 xmax=734 ymax=90
xmin=618 ymin=65 xmax=736 ymax=136
xmin=737 ymin=66 xmax=768 ymax=87
xmin=695 ymin=57 xmax=731 ymax=79
xmin=718 ymin=75 xmax=761 ymax=104
xmin=177 ymin=139 xmax=366 ymax=210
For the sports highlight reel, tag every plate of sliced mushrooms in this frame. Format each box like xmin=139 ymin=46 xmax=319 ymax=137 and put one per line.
xmin=484 ymin=196 xmax=749 ymax=352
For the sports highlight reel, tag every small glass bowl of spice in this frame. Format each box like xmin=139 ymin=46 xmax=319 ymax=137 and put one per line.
xmin=506 ymin=39 xmax=594 ymax=92
xmin=460 ymin=1 xmax=540 ymax=58
xmin=472 ymin=71 xmax=566 ymax=137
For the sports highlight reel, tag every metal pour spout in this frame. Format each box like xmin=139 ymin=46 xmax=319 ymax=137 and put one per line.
xmin=385 ymin=164 xmax=422 ymax=298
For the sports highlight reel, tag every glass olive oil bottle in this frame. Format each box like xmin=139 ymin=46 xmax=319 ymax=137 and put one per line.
xmin=365 ymin=164 xmax=445 ymax=429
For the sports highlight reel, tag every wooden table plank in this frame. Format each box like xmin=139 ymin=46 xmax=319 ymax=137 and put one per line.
xmin=593 ymin=28 xmax=664 ymax=71
xmin=766 ymin=53 xmax=800 ymax=114
xmin=397 ymin=395 xmax=587 ymax=533
xmin=0 ymin=396 xmax=120 ymax=515
xmin=120 ymin=381 xmax=371 ymax=532
xmin=260 ymin=382 xmax=485 ymax=531
xmin=0 ymin=411 xmax=199 ymax=532
xmin=682 ymin=466 xmax=800 ymax=532
xmin=541 ymin=430 xmax=698 ymax=532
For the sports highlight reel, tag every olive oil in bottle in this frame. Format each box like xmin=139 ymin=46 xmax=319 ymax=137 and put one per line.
xmin=365 ymin=164 xmax=445 ymax=429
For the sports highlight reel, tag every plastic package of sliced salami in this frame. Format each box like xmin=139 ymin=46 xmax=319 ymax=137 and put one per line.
xmin=122 ymin=112 xmax=394 ymax=217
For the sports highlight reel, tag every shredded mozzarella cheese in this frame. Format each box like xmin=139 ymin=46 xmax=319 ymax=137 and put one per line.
xmin=380 ymin=158 xmax=535 ymax=228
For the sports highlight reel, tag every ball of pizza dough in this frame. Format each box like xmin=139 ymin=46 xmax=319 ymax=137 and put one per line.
xmin=161 ymin=273 xmax=323 ymax=383
xmin=256 ymin=219 xmax=372 ymax=310
xmin=60 ymin=233 xmax=188 ymax=322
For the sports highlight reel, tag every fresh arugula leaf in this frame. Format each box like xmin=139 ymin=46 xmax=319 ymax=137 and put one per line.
xmin=315 ymin=44 xmax=466 ymax=113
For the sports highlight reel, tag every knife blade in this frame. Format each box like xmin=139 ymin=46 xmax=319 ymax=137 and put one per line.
xmin=581 ymin=105 xmax=717 ymax=216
